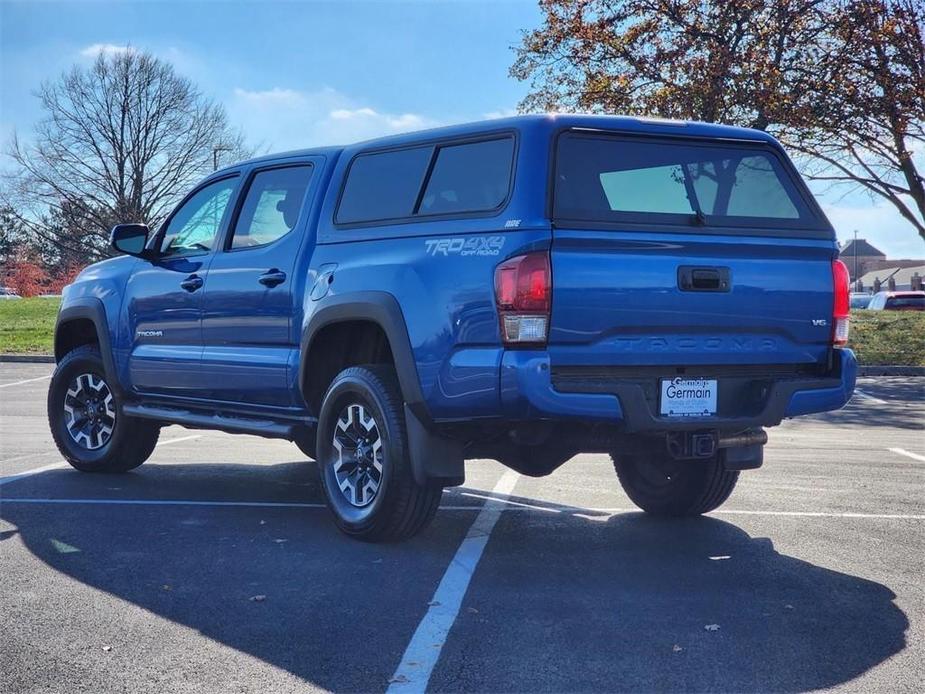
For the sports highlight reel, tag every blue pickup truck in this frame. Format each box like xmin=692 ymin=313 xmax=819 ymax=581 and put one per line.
xmin=48 ymin=115 xmax=856 ymax=541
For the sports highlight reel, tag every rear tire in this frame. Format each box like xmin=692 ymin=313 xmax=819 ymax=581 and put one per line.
xmin=316 ymin=365 xmax=442 ymax=542
xmin=612 ymin=451 xmax=738 ymax=516
xmin=48 ymin=345 xmax=160 ymax=473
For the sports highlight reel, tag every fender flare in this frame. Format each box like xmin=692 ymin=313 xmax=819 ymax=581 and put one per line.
xmin=299 ymin=291 xmax=427 ymax=418
xmin=54 ymin=298 xmax=122 ymax=395
xmin=299 ymin=291 xmax=464 ymax=486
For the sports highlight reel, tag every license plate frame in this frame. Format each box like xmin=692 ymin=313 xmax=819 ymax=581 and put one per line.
xmin=659 ymin=378 xmax=718 ymax=418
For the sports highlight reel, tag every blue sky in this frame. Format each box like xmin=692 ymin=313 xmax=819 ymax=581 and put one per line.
xmin=1 ymin=0 xmax=922 ymax=257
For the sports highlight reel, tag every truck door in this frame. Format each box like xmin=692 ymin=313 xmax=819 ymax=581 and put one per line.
xmin=199 ymin=161 xmax=317 ymax=407
xmin=125 ymin=175 xmax=239 ymax=398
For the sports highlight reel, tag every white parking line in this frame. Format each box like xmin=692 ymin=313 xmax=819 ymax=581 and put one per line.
xmin=889 ymin=447 xmax=925 ymax=463
xmin=0 ymin=374 xmax=51 ymax=389
xmin=0 ymin=451 xmax=55 ymax=465
xmin=853 ymin=389 xmax=889 ymax=405
xmin=387 ymin=469 xmax=520 ymax=693
xmin=0 ymin=497 xmax=328 ymax=508
xmin=0 ymin=434 xmax=201 ymax=486
xmin=1 ymin=494 xmax=921 ymax=520
xmin=0 ymin=463 xmax=67 ymax=487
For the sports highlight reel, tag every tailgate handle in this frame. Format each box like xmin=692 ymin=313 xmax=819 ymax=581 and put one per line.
xmin=678 ymin=266 xmax=730 ymax=292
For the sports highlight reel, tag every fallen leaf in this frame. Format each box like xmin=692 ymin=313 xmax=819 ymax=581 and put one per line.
xmin=102 ymin=645 xmax=112 ymax=652
xmin=428 ymin=600 xmax=441 ymax=607
xmin=672 ymin=644 xmax=683 ymax=652
xmin=704 ymin=624 xmax=720 ymax=632
xmin=785 ymin=604 xmax=794 ymax=610
xmin=388 ymin=675 xmax=409 ymax=684
xmin=708 ymin=555 xmax=731 ymax=561
xmin=250 ymin=595 xmax=267 ymax=602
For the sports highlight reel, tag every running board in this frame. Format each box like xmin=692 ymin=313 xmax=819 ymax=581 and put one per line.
xmin=122 ymin=404 xmax=310 ymax=440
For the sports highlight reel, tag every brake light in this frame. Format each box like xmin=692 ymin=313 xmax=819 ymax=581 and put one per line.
xmin=832 ymin=259 xmax=850 ymax=347
xmin=494 ymin=252 xmax=551 ymax=345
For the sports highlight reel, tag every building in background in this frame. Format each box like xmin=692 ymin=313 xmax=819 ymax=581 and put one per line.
xmin=857 ymin=265 xmax=925 ymax=293
xmin=838 ymin=239 xmax=924 ymax=290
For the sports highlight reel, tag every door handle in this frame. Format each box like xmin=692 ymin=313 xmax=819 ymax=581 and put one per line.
xmin=258 ymin=269 xmax=287 ymax=288
xmin=180 ymin=274 xmax=204 ymax=292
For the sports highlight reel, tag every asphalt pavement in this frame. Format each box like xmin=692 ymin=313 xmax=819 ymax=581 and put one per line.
xmin=1 ymin=362 xmax=922 ymax=693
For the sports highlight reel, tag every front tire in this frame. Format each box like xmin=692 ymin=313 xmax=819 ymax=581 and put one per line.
xmin=612 ymin=451 xmax=739 ymax=516
xmin=48 ymin=345 xmax=160 ymax=473
xmin=316 ymin=365 xmax=442 ymax=542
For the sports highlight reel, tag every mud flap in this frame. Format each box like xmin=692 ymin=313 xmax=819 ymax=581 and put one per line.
xmin=404 ymin=404 xmax=465 ymax=487
xmin=722 ymin=443 xmax=764 ymax=470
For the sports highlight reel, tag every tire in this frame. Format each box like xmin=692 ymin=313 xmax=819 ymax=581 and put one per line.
xmin=612 ymin=451 xmax=739 ymax=516
xmin=48 ymin=344 xmax=160 ymax=473
xmin=316 ymin=365 xmax=442 ymax=542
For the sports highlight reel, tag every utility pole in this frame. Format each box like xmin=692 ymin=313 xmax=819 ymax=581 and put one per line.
xmin=212 ymin=144 xmax=231 ymax=171
xmin=853 ymin=229 xmax=859 ymax=291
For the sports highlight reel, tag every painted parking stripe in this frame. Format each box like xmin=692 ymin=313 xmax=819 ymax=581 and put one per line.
xmin=0 ymin=497 xmax=490 ymax=511
xmin=0 ymin=434 xmax=201 ymax=485
xmin=387 ymin=469 xmax=520 ymax=693
xmin=0 ymin=463 xmax=67 ymax=487
xmin=888 ymin=447 xmax=925 ymax=463
xmin=0 ymin=374 xmax=51 ymax=389
xmin=853 ymin=389 xmax=889 ymax=405
xmin=0 ymin=495 xmax=921 ymax=520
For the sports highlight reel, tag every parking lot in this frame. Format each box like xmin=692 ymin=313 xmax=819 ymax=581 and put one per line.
xmin=1 ymin=361 xmax=922 ymax=693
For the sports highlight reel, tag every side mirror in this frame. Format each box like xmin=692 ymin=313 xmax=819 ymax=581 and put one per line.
xmin=110 ymin=223 xmax=152 ymax=258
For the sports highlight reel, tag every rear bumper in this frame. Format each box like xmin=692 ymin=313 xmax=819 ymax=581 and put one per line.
xmin=500 ymin=349 xmax=857 ymax=432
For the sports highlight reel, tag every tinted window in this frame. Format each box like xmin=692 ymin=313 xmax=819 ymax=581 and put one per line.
xmin=336 ymin=147 xmax=431 ymax=224
xmin=230 ymin=166 xmax=313 ymax=249
xmin=555 ymin=134 xmax=813 ymax=226
xmin=419 ymin=138 xmax=514 ymax=215
xmin=885 ymin=295 xmax=924 ymax=310
xmin=161 ymin=177 xmax=237 ymax=257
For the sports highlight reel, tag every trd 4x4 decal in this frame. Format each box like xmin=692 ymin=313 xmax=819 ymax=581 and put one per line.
xmin=424 ymin=236 xmax=505 ymax=257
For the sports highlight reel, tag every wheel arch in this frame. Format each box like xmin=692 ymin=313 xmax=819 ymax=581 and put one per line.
xmin=299 ymin=292 xmax=428 ymax=421
xmin=54 ymin=299 xmax=121 ymax=394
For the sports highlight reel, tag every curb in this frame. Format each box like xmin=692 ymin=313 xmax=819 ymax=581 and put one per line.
xmin=857 ymin=366 xmax=925 ymax=377
xmin=0 ymin=354 xmax=55 ymax=363
xmin=1 ymin=354 xmax=922 ymax=375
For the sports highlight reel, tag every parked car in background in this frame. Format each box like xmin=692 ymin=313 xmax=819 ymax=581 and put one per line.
xmin=0 ymin=286 xmax=21 ymax=299
xmin=866 ymin=291 xmax=925 ymax=311
xmin=850 ymin=293 xmax=872 ymax=309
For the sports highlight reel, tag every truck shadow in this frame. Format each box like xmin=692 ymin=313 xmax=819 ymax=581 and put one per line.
xmin=0 ymin=462 xmax=909 ymax=693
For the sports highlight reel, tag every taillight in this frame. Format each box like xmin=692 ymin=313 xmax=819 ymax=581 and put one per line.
xmin=494 ymin=252 xmax=551 ymax=345
xmin=831 ymin=259 xmax=850 ymax=347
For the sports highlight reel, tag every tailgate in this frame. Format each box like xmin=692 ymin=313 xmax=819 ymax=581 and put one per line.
xmin=548 ymin=230 xmax=834 ymax=367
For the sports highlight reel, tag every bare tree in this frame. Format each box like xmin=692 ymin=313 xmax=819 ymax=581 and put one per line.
xmin=512 ymin=0 xmax=925 ymax=243
xmin=4 ymin=49 xmax=250 ymax=262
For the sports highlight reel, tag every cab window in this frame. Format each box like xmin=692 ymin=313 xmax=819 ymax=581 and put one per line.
xmin=161 ymin=177 xmax=237 ymax=257
xmin=230 ymin=166 xmax=313 ymax=249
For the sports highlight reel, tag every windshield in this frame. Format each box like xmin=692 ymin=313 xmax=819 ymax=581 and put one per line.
xmin=554 ymin=132 xmax=819 ymax=230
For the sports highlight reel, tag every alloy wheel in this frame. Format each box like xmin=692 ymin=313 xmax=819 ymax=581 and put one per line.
xmin=331 ymin=403 xmax=384 ymax=507
xmin=63 ymin=372 xmax=116 ymax=450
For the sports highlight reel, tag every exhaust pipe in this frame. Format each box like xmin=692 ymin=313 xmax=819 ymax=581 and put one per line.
xmin=717 ymin=428 xmax=768 ymax=449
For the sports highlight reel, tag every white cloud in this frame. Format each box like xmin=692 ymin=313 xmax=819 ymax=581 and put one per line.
xmin=483 ymin=108 xmax=519 ymax=120
xmin=228 ymin=86 xmax=443 ymax=151
xmin=79 ymin=43 xmax=132 ymax=58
